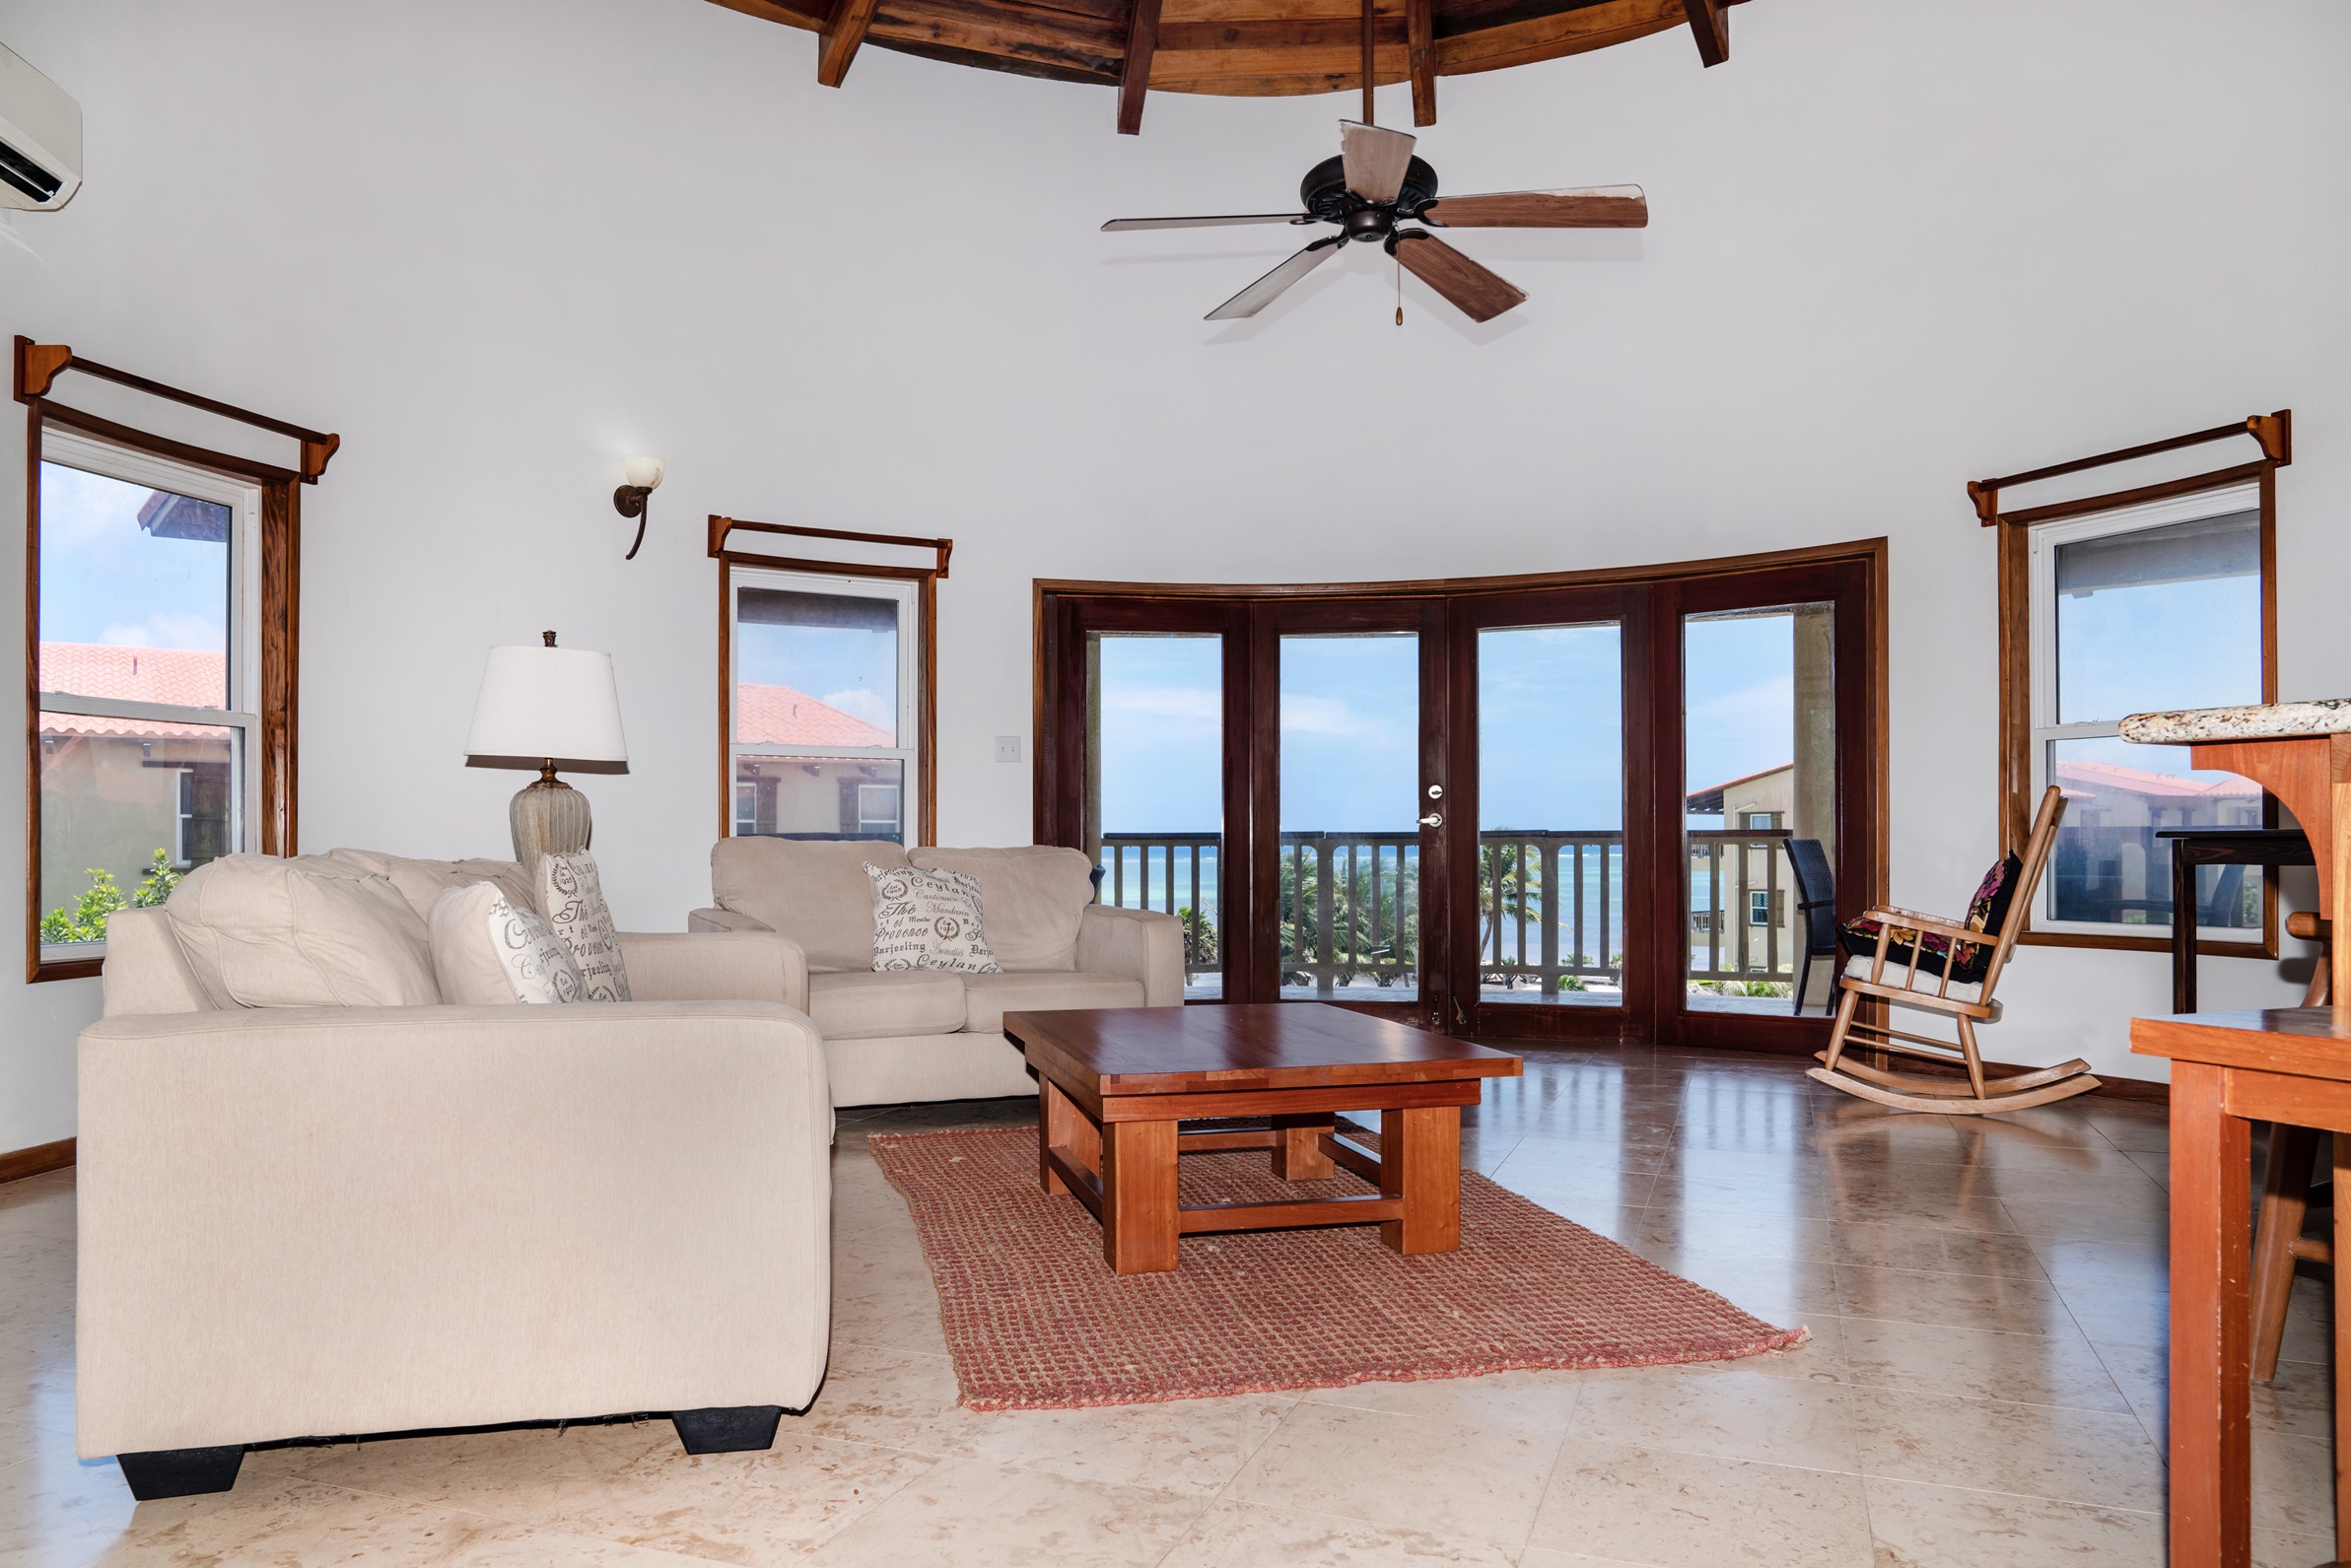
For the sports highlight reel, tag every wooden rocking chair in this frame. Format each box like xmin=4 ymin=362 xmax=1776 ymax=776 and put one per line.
xmin=1809 ymin=785 xmax=2102 ymax=1114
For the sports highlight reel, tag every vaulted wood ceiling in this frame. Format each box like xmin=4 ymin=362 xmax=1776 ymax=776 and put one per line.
xmin=709 ymin=0 xmax=1748 ymax=134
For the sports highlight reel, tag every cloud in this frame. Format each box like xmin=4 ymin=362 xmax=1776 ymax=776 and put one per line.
xmin=99 ymin=612 xmax=226 ymax=651
xmin=820 ymin=687 xmax=893 ymax=728
xmin=1104 ymin=686 xmax=1219 ymax=725
xmin=1279 ymin=695 xmax=1381 ymax=738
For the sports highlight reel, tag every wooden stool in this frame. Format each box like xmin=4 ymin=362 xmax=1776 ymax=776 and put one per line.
xmin=2250 ymin=913 xmax=2331 ymax=1382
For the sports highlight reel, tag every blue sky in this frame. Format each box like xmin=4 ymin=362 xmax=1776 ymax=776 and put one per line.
xmin=38 ymin=463 xmax=229 ymax=680
xmin=734 ymin=611 xmax=898 ymax=736
xmin=1094 ymin=618 xmax=1809 ymax=835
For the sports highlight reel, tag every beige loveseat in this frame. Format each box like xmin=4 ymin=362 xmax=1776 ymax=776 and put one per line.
xmin=78 ymin=855 xmax=831 ymax=1500
xmin=690 ymin=840 xmax=1184 ymax=1107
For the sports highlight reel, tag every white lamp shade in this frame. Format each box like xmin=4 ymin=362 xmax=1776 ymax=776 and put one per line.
xmin=623 ymin=454 xmax=664 ymax=490
xmin=465 ymin=646 xmax=629 ymax=768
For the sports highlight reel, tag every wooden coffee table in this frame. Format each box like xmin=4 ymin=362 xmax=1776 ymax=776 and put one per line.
xmin=1001 ymin=1003 xmax=1523 ymax=1274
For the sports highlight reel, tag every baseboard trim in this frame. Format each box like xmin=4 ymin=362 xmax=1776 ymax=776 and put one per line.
xmin=0 ymin=1137 xmax=75 ymax=1184
xmin=2086 ymin=1074 xmax=2168 ymax=1105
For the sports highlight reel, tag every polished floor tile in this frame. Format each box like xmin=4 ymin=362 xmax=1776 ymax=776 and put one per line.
xmin=4 ymin=1045 xmax=2333 ymax=1565
xmin=1525 ymin=1439 xmax=1873 ymax=1567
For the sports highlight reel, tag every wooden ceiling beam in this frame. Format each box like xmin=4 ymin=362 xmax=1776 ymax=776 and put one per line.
xmin=1117 ymin=0 xmax=1164 ymax=132
xmin=1682 ymin=0 xmax=1726 ymax=65
xmin=1406 ymin=0 xmax=1434 ymax=123
xmin=819 ymin=0 xmax=882 ymax=84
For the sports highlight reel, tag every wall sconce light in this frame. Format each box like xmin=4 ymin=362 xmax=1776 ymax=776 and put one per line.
xmin=613 ymin=454 xmax=664 ymax=560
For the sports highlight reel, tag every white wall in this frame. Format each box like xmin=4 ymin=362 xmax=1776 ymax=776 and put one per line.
xmin=3 ymin=0 xmax=2347 ymax=1148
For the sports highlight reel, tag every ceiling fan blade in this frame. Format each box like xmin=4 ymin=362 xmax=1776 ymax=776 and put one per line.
xmin=1102 ymin=213 xmax=1317 ymax=232
xmin=1339 ymin=120 xmax=1417 ymax=204
xmin=1419 ymin=185 xmax=1648 ymax=229
xmin=1392 ymin=231 xmax=1525 ymax=323
xmin=1206 ymin=236 xmax=1345 ymax=320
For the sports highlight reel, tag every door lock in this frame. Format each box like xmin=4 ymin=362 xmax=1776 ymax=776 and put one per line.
xmin=1426 ymin=784 xmax=1443 ymax=799
xmin=1418 ymin=812 xmax=1443 ymax=827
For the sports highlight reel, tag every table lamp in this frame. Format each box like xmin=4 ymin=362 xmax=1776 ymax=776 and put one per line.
xmin=464 ymin=632 xmax=629 ymax=869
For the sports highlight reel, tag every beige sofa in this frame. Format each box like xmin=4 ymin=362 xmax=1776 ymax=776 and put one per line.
xmin=691 ymin=840 xmax=1184 ymax=1108
xmin=79 ymin=875 xmax=832 ymax=1500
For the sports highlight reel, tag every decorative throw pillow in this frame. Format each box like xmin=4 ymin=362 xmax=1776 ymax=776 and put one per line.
xmin=864 ymin=861 xmax=1001 ymax=974
xmin=1835 ymin=852 xmax=2025 ymax=987
xmin=535 ymin=851 xmax=629 ymax=1001
xmin=427 ymin=882 xmax=586 ymax=1004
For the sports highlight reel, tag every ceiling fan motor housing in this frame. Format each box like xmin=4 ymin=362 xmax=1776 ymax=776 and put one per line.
xmin=1301 ymin=153 xmax=1438 ymax=238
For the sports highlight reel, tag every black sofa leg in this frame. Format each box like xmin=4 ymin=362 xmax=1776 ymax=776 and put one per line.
xmin=116 ymin=1445 xmax=244 ymax=1500
xmin=671 ymin=1405 xmax=784 ymax=1455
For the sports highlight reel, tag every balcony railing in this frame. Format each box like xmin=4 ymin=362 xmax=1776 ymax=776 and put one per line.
xmin=1686 ymin=829 xmax=1795 ymax=986
xmin=1096 ymin=827 xmax=1802 ymax=995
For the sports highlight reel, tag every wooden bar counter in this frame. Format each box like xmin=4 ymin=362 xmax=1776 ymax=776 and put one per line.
xmin=2132 ymin=1007 xmax=2351 ymax=1568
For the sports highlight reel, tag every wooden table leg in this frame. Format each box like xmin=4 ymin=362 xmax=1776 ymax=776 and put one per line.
xmin=1378 ymin=1105 xmax=1461 ymax=1255
xmin=1272 ymin=1113 xmax=1337 ymax=1181
xmin=2173 ymin=840 xmax=2199 ymax=1014
xmin=2335 ymin=1136 xmax=2351 ymax=1567
xmin=2251 ymin=1122 xmax=2319 ymax=1381
xmin=1102 ymin=1119 xmax=1179 ymax=1273
xmin=2172 ymin=1060 xmax=2252 ymax=1568
xmin=1040 ymin=1077 xmax=1099 ymax=1196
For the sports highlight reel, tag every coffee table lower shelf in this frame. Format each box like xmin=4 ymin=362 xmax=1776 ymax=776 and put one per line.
xmin=1038 ymin=1076 xmax=1472 ymax=1274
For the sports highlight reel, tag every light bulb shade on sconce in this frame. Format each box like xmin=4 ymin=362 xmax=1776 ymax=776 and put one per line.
xmin=465 ymin=633 xmax=629 ymax=869
xmin=614 ymin=453 xmax=664 ymax=561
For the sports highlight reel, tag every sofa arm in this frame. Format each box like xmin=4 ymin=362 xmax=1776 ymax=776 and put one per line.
xmin=1075 ymin=905 xmax=1185 ymax=1006
xmin=75 ymin=1000 xmax=832 ymax=1460
xmin=690 ymin=907 xmax=773 ymax=934
xmin=621 ymin=929 xmax=807 ymax=1011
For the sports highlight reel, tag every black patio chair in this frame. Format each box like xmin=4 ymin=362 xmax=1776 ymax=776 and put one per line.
xmin=1784 ymin=838 xmax=1839 ymax=1017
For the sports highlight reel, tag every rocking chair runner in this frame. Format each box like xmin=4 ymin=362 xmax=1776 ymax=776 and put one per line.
xmin=1809 ymin=784 xmax=2102 ymax=1114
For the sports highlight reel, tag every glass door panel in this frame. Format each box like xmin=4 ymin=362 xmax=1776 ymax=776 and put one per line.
xmin=1279 ymin=632 xmax=1421 ymax=1003
xmin=1682 ymin=603 xmax=1835 ymax=1014
xmin=1477 ymin=623 xmax=1625 ymax=1010
xmin=1087 ymin=633 xmax=1226 ymax=998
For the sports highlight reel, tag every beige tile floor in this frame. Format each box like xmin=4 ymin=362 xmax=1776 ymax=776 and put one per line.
xmin=0 ymin=1044 xmax=2339 ymax=1566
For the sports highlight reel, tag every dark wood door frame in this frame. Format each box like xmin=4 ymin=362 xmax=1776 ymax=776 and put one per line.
xmin=1034 ymin=537 xmax=1889 ymax=1053
xmin=1252 ymin=595 xmax=1449 ymax=1032
xmin=1444 ymin=582 xmax=1651 ymax=1044
xmin=1648 ymin=555 xmax=1884 ymax=1055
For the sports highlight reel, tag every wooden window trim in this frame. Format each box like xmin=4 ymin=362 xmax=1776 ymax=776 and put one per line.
xmin=709 ymin=517 xmax=945 ymax=847
xmin=1983 ymin=413 xmax=2290 ymax=958
xmin=16 ymin=338 xmax=331 ymax=984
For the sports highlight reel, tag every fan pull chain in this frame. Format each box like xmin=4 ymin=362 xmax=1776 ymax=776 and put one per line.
xmin=1396 ymin=253 xmax=1404 ymax=325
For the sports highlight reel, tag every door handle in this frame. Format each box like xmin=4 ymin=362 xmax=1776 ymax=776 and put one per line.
xmin=1418 ymin=812 xmax=1442 ymax=827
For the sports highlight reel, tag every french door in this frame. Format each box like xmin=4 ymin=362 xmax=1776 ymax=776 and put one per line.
xmin=1037 ymin=547 xmax=1882 ymax=1054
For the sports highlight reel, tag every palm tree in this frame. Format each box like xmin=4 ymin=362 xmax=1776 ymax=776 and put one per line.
xmin=1477 ymin=843 xmax=1540 ymax=984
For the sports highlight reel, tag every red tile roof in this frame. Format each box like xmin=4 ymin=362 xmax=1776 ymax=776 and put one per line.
xmin=2055 ymin=759 xmax=2259 ymax=800
xmin=735 ymin=683 xmax=894 ymax=748
xmin=37 ymin=644 xmax=228 ymax=740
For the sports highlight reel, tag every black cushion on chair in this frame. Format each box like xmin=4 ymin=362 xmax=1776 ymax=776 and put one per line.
xmin=1837 ymin=852 xmax=2023 ymax=987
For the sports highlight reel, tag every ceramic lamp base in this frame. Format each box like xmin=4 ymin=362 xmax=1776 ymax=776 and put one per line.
xmin=510 ymin=774 xmax=591 ymax=872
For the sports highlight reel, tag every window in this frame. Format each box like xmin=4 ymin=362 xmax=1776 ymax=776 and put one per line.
xmin=32 ymin=431 xmax=260 ymax=969
xmin=726 ymin=567 xmax=922 ymax=844
xmin=2026 ymin=484 xmax=2267 ymax=941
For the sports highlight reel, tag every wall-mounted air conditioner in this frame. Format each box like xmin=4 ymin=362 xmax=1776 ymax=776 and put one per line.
xmin=0 ymin=42 xmax=80 ymax=211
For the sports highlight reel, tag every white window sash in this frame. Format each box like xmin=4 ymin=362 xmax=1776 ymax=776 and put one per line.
xmin=726 ymin=563 xmax=922 ymax=844
xmin=2026 ymin=481 xmax=2263 ymax=942
xmin=35 ymin=430 xmax=261 ymax=963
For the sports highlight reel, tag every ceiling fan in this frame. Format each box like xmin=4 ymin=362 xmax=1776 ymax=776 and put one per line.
xmin=1102 ymin=119 xmax=1647 ymax=325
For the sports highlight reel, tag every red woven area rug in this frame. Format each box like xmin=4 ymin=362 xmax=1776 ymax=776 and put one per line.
xmin=866 ymin=1126 xmax=1807 ymax=1411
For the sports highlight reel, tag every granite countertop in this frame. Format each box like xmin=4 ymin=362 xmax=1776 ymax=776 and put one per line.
xmin=2119 ymin=700 xmax=2351 ymax=744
